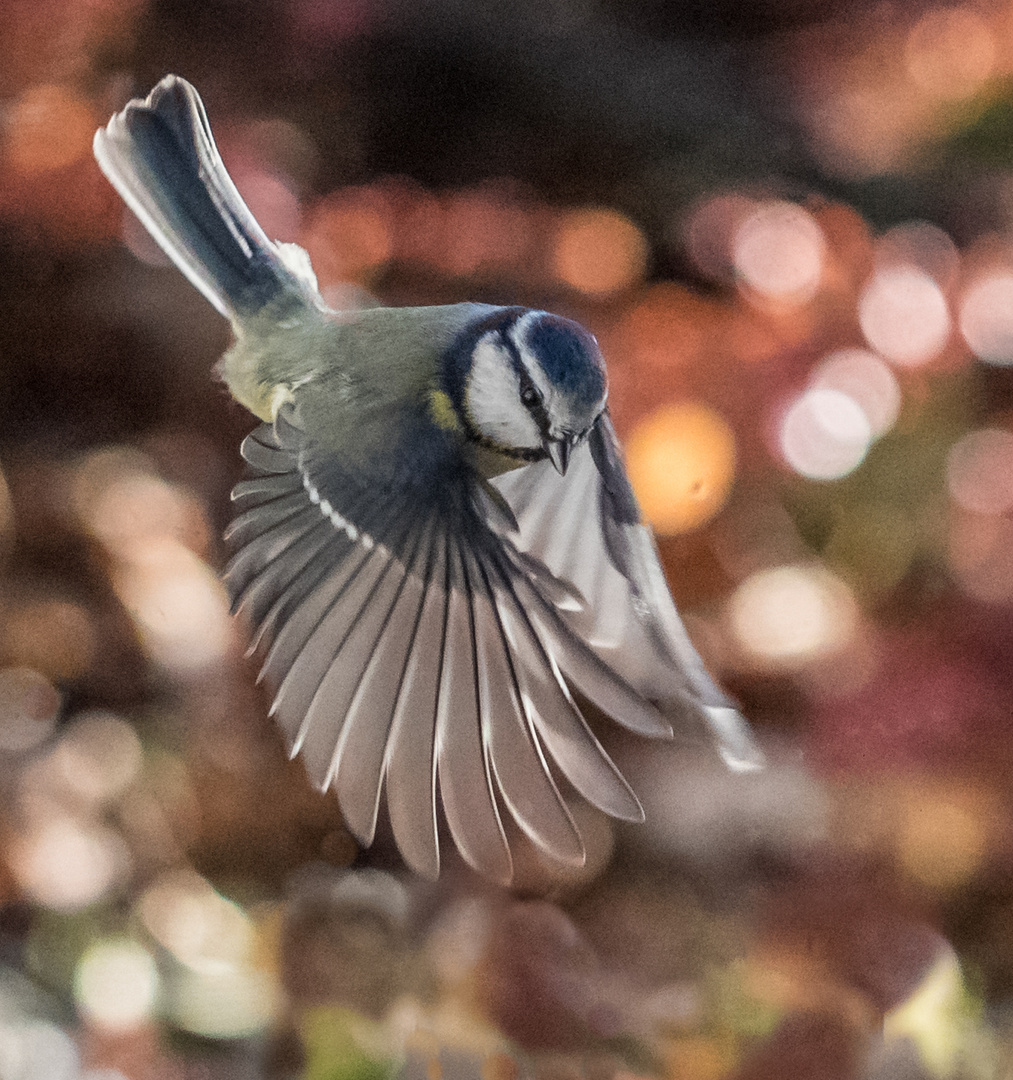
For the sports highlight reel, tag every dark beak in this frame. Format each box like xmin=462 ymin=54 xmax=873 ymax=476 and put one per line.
xmin=544 ymin=437 xmax=571 ymax=476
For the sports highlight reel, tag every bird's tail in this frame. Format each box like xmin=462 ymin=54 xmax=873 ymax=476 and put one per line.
xmin=94 ymin=75 xmax=311 ymax=321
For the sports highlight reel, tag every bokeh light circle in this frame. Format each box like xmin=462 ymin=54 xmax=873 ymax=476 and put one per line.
xmin=304 ymin=188 xmax=393 ymax=286
xmin=959 ymin=273 xmax=1013 ymax=365
xmin=949 ymin=511 xmax=1013 ymax=605
xmin=810 ymin=348 xmax=901 ymax=437
xmin=728 ymin=564 xmax=859 ymax=669
xmin=136 ymin=870 xmax=279 ymax=1038
xmin=0 ymin=667 xmax=59 ymax=753
xmin=74 ymin=938 xmax=159 ymax=1032
xmin=3 ymin=599 xmax=95 ymax=682
xmin=138 ymin=870 xmax=255 ymax=975
xmin=905 ymin=6 xmax=995 ymax=101
xmin=946 ymin=428 xmax=1013 ymax=515
xmin=114 ymin=542 xmax=233 ymax=673
xmin=233 ymin=170 xmax=301 ymax=244
xmin=877 ymin=221 xmax=959 ymax=287
xmin=733 ymin=200 xmax=825 ymax=302
xmin=6 ymin=85 xmax=94 ymax=175
xmin=552 ymin=207 xmax=648 ymax=297
xmin=0 ymin=1022 xmax=78 ymax=1080
xmin=624 ymin=402 xmax=736 ymax=534
xmin=11 ymin=817 xmax=129 ymax=912
xmin=858 ymin=265 xmax=950 ymax=367
xmin=895 ymin=785 xmax=992 ymax=891
xmin=779 ymin=387 xmax=873 ymax=480
xmin=682 ymin=193 xmax=756 ymax=282
xmin=53 ymin=712 xmax=143 ymax=805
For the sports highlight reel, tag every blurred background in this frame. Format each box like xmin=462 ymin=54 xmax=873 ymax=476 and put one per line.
xmin=3 ymin=0 xmax=1013 ymax=1076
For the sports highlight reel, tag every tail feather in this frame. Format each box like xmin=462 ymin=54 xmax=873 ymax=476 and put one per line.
xmin=94 ymin=75 xmax=310 ymax=320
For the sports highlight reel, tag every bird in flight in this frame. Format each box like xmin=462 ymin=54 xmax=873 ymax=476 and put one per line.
xmin=94 ymin=75 xmax=761 ymax=884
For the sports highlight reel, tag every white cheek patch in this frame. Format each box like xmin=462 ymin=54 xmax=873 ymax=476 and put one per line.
xmin=465 ymin=334 xmax=542 ymax=451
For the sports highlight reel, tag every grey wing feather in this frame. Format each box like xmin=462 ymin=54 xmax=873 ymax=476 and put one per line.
xmin=233 ymin=520 xmax=334 ymax=643
xmin=299 ymin=548 xmax=410 ymax=791
xmin=231 ymin=472 xmax=305 ymax=506
xmin=434 ymin=542 xmax=513 ymax=884
xmin=237 ymin=425 xmax=296 ymax=473
xmin=223 ymin=403 xmax=754 ymax=884
xmin=483 ymin=562 xmax=645 ymax=822
xmin=382 ymin=534 xmax=448 ymax=879
xmin=502 ymin=558 xmax=672 ymax=739
xmin=463 ymin=548 xmax=584 ymax=865
xmin=223 ymin=507 xmax=323 ymax=607
xmin=267 ymin=542 xmax=374 ymax=740
xmin=224 ymin=490 xmax=310 ymax=548
xmin=333 ymin=521 xmax=438 ymax=847
xmin=493 ymin=414 xmax=764 ymax=771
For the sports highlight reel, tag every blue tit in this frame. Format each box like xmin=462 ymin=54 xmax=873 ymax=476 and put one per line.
xmin=94 ymin=75 xmax=762 ymax=884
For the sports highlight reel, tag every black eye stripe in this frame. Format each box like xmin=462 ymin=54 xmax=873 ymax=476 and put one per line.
xmin=498 ymin=323 xmax=527 ymax=379
xmin=499 ymin=324 xmax=550 ymax=433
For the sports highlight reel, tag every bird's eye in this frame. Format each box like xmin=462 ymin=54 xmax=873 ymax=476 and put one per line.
xmin=520 ymin=386 xmax=538 ymax=407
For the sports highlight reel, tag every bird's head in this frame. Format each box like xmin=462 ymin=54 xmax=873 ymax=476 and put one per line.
xmin=447 ymin=308 xmax=608 ymax=474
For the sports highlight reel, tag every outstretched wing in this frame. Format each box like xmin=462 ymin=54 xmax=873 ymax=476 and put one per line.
xmin=225 ymin=406 xmax=675 ymax=884
xmin=492 ymin=411 xmax=763 ymax=773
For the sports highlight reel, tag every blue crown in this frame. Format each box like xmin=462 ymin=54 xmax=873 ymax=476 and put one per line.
xmin=525 ymin=314 xmax=606 ymax=411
